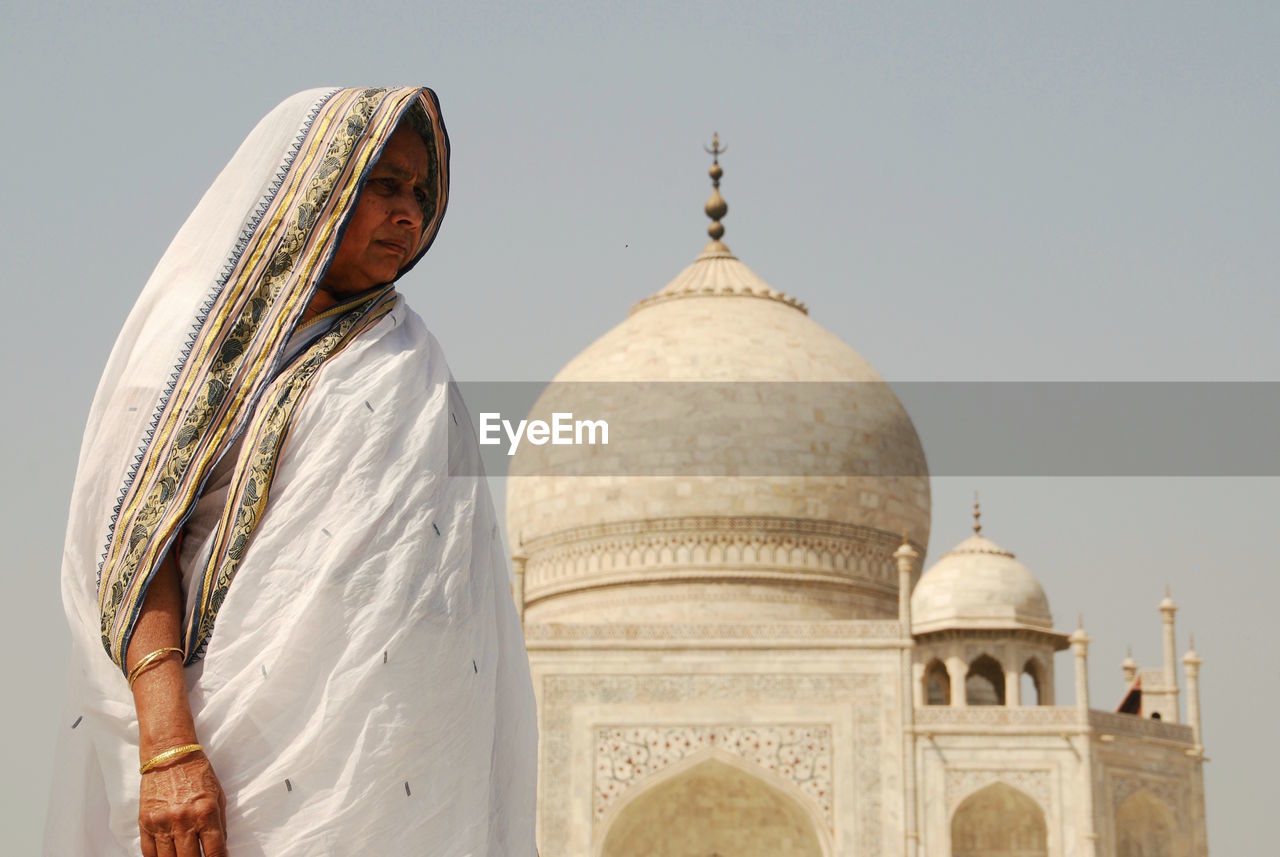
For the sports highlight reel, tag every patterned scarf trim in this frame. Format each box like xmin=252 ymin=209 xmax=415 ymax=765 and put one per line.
xmin=183 ymin=287 xmax=398 ymax=661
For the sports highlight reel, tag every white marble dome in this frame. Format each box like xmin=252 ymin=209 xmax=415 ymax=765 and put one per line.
xmin=911 ymin=528 xmax=1055 ymax=634
xmin=506 ymin=233 xmax=930 ymax=623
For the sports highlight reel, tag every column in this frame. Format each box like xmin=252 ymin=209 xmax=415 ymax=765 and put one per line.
xmin=947 ymin=655 xmax=967 ymax=707
xmin=893 ymin=537 xmax=920 ymax=857
xmin=1160 ymin=589 xmax=1180 ymax=723
xmin=1070 ymin=620 xmax=1098 ymax=857
xmin=895 ymin=538 xmax=917 ymax=633
xmin=1184 ymin=638 xmax=1203 ymax=752
xmin=1005 ymin=658 xmax=1021 ymax=708
xmin=1071 ymin=623 xmax=1091 ymax=721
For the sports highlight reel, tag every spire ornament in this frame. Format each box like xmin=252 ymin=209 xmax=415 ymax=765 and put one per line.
xmin=972 ymin=492 xmax=982 ymax=535
xmin=703 ymin=133 xmax=730 ymax=251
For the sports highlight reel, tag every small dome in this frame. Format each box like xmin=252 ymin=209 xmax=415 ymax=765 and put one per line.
xmin=911 ymin=531 xmax=1054 ymax=634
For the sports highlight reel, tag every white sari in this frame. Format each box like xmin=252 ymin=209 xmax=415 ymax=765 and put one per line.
xmin=46 ymin=88 xmax=536 ymax=856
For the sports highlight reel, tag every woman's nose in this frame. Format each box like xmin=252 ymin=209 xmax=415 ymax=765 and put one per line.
xmin=392 ymin=189 xmax=424 ymax=229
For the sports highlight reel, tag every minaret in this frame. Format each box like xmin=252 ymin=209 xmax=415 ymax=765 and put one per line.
xmin=895 ymin=533 xmax=918 ymax=633
xmin=1122 ymin=647 xmax=1138 ymax=686
xmin=893 ymin=534 xmax=920 ymax=857
xmin=1184 ymin=635 xmax=1204 ymax=753
xmin=1160 ymin=587 xmax=1181 ymax=723
xmin=1070 ymin=617 xmax=1099 ymax=857
xmin=1070 ymin=616 xmax=1091 ymax=723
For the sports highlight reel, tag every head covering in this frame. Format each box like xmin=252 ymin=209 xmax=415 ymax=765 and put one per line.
xmin=72 ymin=87 xmax=450 ymax=670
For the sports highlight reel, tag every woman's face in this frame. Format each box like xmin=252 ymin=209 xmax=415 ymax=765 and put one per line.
xmin=321 ymin=124 xmax=432 ymax=297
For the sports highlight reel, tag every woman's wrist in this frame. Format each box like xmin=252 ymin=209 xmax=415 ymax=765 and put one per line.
xmin=140 ymin=743 xmax=205 ymax=774
xmin=132 ymin=659 xmax=199 ymax=757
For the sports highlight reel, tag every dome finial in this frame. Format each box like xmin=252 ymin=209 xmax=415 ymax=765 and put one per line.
xmin=702 ymin=133 xmax=730 ymax=252
xmin=972 ymin=491 xmax=982 ymax=535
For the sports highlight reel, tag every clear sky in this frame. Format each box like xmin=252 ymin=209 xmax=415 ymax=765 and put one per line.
xmin=3 ymin=1 xmax=1276 ymax=852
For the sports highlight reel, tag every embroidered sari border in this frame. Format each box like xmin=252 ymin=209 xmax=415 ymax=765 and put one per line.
xmin=183 ymin=288 xmax=398 ymax=660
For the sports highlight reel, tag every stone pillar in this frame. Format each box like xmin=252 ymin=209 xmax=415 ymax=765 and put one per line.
xmin=1160 ymin=589 xmax=1181 ymax=723
xmin=1071 ymin=623 xmax=1091 ymax=722
xmin=947 ymin=655 xmax=967 ymax=707
xmin=895 ymin=539 xmax=917 ymax=632
xmin=1004 ymin=660 xmax=1021 ymax=707
xmin=1070 ymin=620 xmax=1099 ymax=857
xmin=1184 ymin=638 xmax=1203 ymax=752
xmin=893 ymin=538 xmax=920 ymax=857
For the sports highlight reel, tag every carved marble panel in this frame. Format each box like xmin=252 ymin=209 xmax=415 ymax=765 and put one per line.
xmin=525 ymin=620 xmax=903 ymax=642
xmin=522 ymin=515 xmax=906 ymax=599
xmin=1110 ymin=771 xmax=1187 ymax=817
xmin=594 ymin=724 xmax=833 ymax=827
xmin=945 ymin=768 xmax=1052 ymax=813
xmin=539 ymin=672 xmax=889 ymax=857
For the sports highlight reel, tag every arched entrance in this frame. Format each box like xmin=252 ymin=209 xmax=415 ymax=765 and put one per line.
xmin=598 ymin=756 xmax=826 ymax=857
xmin=1115 ymin=790 xmax=1177 ymax=857
xmin=951 ymin=782 xmax=1048 ymax=857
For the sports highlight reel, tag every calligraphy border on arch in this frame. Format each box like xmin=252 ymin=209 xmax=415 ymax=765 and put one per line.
xmin=944 ymin=767 xmax=1053 ymax=813
xmin=594 ymin=724 xmax=834 ymax=828
xmin=1108 ymin=768 xmax=1188 ymax=818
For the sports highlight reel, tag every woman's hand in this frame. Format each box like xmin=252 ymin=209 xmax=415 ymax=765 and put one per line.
xmin=126 ymin=549 xmax=229 ymax=855
xmin=139 ymin=752 xmax=227 ymax=857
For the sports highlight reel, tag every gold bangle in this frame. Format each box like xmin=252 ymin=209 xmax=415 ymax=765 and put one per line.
xmin=127 ymin=646 xmax=183 ymax=690
xmin=140 ymin=743 xmax=203 ymax=775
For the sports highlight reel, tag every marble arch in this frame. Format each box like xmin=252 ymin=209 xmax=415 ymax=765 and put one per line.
xmin=951 ymin=782 xmax=1048 ymax=857
xmin=595 ymin=750 xmax=833 ymax=857
xmin=1115 ymin=789 xmax=1178 ymax=857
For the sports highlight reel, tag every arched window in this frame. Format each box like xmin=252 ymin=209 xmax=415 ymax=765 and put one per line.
xmin=951 ymin=782 xmax=1048 ymax=857
xmin=1021 ymin=658 xmax=1044 ymax=706
xmin=965 ymin=655 xmax=1006 ymax=706
xmin=924 ymin=659 xmax=951 ymax=706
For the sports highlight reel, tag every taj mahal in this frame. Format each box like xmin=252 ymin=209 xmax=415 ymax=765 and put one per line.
xmin=504 ymin=144 xmax=1209 ymax=857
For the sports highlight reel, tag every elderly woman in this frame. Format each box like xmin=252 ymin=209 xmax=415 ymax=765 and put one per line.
xmin=46 ymin=88 xmax=537 ymax=856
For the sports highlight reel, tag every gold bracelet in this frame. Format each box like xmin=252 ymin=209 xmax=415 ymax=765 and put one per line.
xmin=140 ymin=743 xmax=203 ymax=775
xmin=127 ymin=646 xmax=183 ymax=690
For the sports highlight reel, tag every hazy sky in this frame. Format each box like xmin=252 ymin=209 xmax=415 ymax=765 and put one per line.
xmin=3 ymin=2 xmax=1276 ymax=852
